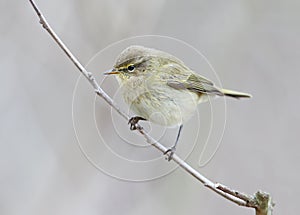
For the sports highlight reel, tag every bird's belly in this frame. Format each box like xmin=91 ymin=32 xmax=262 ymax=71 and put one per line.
xmin=122 ymin=85 xmax=199 ymax=126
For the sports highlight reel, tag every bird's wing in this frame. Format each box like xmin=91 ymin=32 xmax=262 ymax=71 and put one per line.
xmin=163 ymin=63 xmax=223 ymax=96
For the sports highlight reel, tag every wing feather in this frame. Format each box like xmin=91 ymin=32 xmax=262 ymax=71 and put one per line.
xmin=162 ymin=63 xmax=223 ymax=96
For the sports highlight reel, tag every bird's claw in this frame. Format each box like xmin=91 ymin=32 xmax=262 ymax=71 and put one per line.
xmin=128 ymin=116 xmax=144 ymax=130
xmin=164 ymin=146 xmax=176 ymax=161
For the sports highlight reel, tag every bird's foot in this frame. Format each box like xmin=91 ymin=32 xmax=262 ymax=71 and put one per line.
xmin=128 ymin=116 xmax=146 ymax=130
xmin=164 ymin=146 xmax=176 ymax=161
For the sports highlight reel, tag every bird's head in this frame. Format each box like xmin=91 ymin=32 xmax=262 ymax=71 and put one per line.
xmin=105 ymin=45 xmax=166 ymax=83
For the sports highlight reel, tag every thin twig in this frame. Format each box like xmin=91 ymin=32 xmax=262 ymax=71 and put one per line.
xmin=216 ymin=183 xmax=254 ymax=204
xmin=28 ymin=1 xmax=273 ymax=214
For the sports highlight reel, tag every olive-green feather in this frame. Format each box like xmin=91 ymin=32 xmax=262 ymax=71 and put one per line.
xmin=162 ymin=63 xmax=251 ymax=99
xmin=167 ymin=73 xmax=223 ymax=96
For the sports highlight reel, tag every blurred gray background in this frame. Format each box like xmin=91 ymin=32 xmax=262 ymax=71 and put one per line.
xmin=1 ymin=0 xmax=299 ymax=214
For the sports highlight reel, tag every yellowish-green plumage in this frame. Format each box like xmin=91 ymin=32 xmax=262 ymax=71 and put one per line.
xmin=106 ymin=45 xmax=251 ymax=127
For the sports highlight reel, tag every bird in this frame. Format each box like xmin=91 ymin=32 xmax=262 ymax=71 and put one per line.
xmin=105 ymin=45 xmax=251 ymax=160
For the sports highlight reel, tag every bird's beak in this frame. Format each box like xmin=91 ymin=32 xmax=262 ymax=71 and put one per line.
xmin=104 ymin=68 xmax=120 ymax=75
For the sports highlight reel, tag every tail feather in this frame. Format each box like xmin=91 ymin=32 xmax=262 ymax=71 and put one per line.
xmin=220 ymin=88 xmax=252 ymax=99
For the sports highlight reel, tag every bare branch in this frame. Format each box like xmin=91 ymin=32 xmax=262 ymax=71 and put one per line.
xmin=28 ymin=1 xmax=274 ymax=214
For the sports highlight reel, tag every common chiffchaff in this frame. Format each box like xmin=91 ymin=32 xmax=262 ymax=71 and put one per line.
xmin=105 ymin=45 xmax=251 ymax=160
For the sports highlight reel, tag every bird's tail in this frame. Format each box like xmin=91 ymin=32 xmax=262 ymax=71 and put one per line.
xmin=220 ymin=88 xmax=252 ymax=99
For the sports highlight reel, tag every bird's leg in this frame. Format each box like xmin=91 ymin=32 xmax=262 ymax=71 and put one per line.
xmin=164 ymin=124 xmax=183 ymax=161
xmin=128 ymin=116 xmax=146 ymax=130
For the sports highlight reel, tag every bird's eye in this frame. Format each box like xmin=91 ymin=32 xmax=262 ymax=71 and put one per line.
xmin=127 ymin=65 xmax=135 ymax=72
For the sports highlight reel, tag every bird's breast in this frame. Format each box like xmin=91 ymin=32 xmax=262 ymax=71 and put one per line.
xmin=120 ymin=77 xmax=199 ymax=126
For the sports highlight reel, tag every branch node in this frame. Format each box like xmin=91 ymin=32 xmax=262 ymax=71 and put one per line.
xmin=87 ymin=71 xmax=94 ymax=80
xmin=254 ymin=191 xmax=274 ymax=215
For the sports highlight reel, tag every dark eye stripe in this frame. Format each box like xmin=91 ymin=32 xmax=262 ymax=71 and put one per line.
xmin=118 ymin=68 xmax=127 ymax=72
